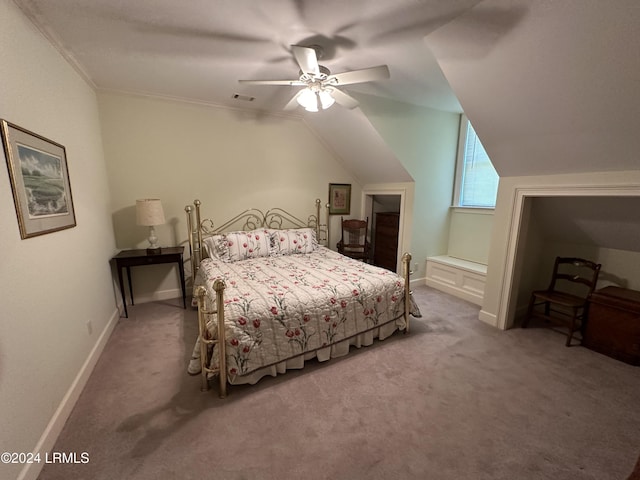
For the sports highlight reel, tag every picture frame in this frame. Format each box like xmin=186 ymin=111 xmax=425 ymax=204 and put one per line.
xmin=328 ymin=183 xmax=351 ymax=215
xmin=1 ymin=120 xmax=76 ymax=239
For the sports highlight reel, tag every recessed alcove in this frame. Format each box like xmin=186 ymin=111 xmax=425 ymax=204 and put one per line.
xmin=498 ymin=189 xmax=640 ymax=330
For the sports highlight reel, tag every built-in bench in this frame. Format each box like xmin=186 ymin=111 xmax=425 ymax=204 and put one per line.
xmin=425 ymin=255 xmax=487 ymax=306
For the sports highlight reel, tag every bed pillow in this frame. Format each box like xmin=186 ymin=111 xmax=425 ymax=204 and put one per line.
xmin=225 ymin=229 xmax=272 ymax=262
xmin=202 ymin=234 xmax=229 ymax=261
xmin=271 ymin=228 xmax=318 ymax=255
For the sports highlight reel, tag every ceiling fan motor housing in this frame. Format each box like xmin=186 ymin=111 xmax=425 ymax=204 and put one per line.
xmin=300 ymin=65 xmax=331 ymax=83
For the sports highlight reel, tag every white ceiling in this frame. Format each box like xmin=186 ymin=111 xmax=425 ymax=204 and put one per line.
xmin=15 ymin=0 xmax=486 ymax=114
xmin=533 ymin=196 xmax=640 ymax=254
xmin=426 ymin=0 xmax=640 ymax=177
xmin=15 ymin=0 xmax=640 ymax=182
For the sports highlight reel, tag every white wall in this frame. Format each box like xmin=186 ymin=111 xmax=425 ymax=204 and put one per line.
xmin=357 ymin=95 xmax=460 ymax=279
xmin=536 ymin=243 xmax=640 ymax=291
xmin=98 ymin=91 xmax=361 ymax=300
xmin=0 ymin=2 xmax=117 ymax=479
xmin=481 ymin=170 xmax=640 ymax=330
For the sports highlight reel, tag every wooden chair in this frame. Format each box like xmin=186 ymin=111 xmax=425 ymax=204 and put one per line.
xmin=522 ymin=256 xmax=601 ymax=346
xmin=337 ymin=217 xmax=370 ymax=262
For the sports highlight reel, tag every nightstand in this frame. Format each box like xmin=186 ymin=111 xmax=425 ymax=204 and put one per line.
xmin=112 ymin=246 xmax=186 ymax=318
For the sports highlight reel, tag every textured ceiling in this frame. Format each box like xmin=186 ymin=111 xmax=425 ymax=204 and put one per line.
xmin=14 ymin=0 xmax=486 ymax=114
xmin=426 ymin=0 xmax=640 ymax=177
xmin=533 ymin=196 xmax=640 ymax=254
xmin=14 ymin=0 xmax=639 ymax=182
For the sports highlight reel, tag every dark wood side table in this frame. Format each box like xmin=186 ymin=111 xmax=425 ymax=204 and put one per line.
xmin=112 ymin=246 xmax=186 ymax=318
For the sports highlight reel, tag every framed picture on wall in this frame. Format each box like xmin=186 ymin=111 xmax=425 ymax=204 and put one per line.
xmin=328 ymin=183 xmax=351 ymax=215
xmin=1 ymin=120 xmax=76 ymax=239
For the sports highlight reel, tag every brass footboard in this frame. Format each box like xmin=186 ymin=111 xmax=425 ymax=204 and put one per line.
xmin=194 ymin=281 xmax=227 ymax=398
xmin=196 ymin=255 xmax=411 ymax=397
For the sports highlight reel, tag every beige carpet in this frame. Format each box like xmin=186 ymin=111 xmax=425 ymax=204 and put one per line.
xmin=38 ymin=286 xmax=640 ymax=480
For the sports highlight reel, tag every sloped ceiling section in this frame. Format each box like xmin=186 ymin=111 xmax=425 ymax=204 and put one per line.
xmin=304 ymin=106 xmax=413 ymax=185
xmin=425 ymin=0 xmax=640 ymax=177
xmin=533 ymin=196 xmax=640 ymax=253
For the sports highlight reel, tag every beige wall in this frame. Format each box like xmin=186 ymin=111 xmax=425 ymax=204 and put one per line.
xmin=481 ymin=170 xmax=640 ymax=330
xmin=536 ymin=243 xmax=640 ymax=291
xmin=98 ymin=92 xmax=360 ymax=300
xmin=512 ymin=237 xmax=640 ymax=322
xmin=0 ymin=2 xmax=117 ymax=479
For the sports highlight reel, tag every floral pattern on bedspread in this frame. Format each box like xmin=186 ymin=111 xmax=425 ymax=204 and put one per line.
xmin=198 ymin=246 xmax=411 ymax=378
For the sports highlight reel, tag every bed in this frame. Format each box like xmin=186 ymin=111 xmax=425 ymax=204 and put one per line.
xmin=185 ymin=199 xmax=420 ymax=397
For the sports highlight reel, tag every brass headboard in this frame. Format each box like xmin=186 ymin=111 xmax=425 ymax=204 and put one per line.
xmin=184 ymin=199 xmax=329 ymax=286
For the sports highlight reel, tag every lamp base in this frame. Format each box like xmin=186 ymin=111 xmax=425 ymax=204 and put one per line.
xmin=146 ymin=246 xmax=162 ymax=255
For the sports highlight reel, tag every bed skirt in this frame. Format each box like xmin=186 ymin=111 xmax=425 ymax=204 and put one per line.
xmin=188 ymin=316 xmax=404 ymax=386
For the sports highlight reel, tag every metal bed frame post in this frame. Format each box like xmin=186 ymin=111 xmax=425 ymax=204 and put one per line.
xmin=195 ymin=281 xmax=227 ymax=398
xmin=184 ymin=205 xmax=195 ymax=287
xmin=184 ymin=201 xmax=204 ymax=287
xmin=194 ymin=199 xmax=203 ymax=272
xmin=187 ymin=200 xmax=228 ymax=397
xmin=311 ymin=198 xmax=330 ymax=247
xmin=402 ymin=252 xmax=412 ymax=334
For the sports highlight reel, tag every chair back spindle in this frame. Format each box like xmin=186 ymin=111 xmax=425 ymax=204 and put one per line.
xmin=337 ymin=217 xmax=370 ymax=262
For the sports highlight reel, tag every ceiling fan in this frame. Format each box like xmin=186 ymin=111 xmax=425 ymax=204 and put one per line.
xmin=238 ymin=45 xmax=390 ymax=112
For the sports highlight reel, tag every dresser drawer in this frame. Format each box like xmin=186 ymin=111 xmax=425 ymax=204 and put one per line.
xmin=376 ymin=212 xmax=399 ymax=228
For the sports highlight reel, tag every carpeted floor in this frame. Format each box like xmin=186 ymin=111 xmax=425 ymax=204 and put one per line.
xmin=38 ymin=286 xmax=640 ymax=480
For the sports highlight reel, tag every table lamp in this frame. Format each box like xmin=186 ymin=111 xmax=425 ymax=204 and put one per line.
xmin=136 ymin=198 xmax=165 ymax=254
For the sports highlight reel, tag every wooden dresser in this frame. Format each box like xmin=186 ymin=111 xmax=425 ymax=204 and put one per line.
xmin=373 ymin=212 xmax=399 ymax=271
xmin=584 ymin=286 xmax=640 ymax=365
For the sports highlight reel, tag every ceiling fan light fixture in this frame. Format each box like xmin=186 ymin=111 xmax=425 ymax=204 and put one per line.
xmin=297 ymin=86 xmax=335 ymax=112
xmin=297 ymin=87 xmax=318 ymax=111
xmin=318 ymin=89 xmax=335 ymax=109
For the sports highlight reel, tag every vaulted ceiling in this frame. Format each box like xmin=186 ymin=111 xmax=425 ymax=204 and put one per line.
xmin=15 ymin=0 xmax=478 ymax=113
xmin=14 ymin=0 xmax=640 ymax=182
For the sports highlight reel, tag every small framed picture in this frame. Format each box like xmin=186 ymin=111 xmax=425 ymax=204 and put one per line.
xmin=328 ymin=183 xmax=351 ymax=215
xmin=1 ymin=120 xmax=76 ymax=239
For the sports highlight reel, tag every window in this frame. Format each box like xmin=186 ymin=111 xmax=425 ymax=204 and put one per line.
xmin=453 ymin=115 xmax=499 ymax=208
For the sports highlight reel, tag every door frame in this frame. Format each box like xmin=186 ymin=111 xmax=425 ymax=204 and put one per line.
xmin=362 ymin=186 xmax=407 ymax=273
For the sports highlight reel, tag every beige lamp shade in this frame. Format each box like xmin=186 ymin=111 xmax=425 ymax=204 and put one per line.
xmin=136 ymin=199 xmax=165 ymax=253
xmin=136 ymin=199 xmax=165 ymax=226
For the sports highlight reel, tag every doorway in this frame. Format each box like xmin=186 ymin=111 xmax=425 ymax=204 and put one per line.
xmin=365 ymin=194 xmax=402 ymax=271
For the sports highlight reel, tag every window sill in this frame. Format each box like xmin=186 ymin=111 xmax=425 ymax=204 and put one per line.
xmin=451 ymin=206 xmax=495 ymax=215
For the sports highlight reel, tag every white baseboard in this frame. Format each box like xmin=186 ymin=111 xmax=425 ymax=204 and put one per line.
xmin=479 ymin=309 xmax=499 ymax=328
xmin=130 ymin=287 xmax=183 ymax=305
xmin=18 ymin=308 xmax=120 ymax=480
xmin=425 ymin=278 xmax=483 ymax=306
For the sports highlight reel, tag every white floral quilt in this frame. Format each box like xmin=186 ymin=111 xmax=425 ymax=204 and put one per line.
xmin=196 ymin=246 xmax=418 ymax=379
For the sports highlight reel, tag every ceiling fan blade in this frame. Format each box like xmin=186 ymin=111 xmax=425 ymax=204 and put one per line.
xmin=291 ymin=45 xmax=320 ymax=76
xmin=238 ymin=79 xmax=306 ymax=86
xmin=328 ymin=65 xmax=390 ymax=86
xmin=329 ymin=88 xmax=359 ymax=109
